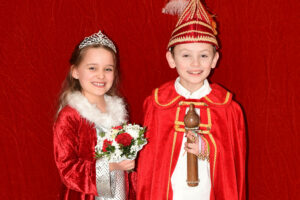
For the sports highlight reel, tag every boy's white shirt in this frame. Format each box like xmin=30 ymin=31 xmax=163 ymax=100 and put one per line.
xmin=174 ymin=77 xmax=212 ymax=100
xmin=171 ymin=77 xmax=211 ymax=200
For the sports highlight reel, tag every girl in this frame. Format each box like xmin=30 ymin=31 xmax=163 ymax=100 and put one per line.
xmin=53 ymin=30 xmax=135 ymax=200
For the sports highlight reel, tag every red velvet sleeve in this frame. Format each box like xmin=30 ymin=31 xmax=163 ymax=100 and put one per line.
xmin=230 ymin=102 xmax=246 ymax=200
xmin=53 ymin=107 xmax=97 ymax=195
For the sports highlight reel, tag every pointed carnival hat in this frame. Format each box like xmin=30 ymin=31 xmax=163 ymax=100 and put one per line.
xmin=163 ymin=0 xmax=219 ymax=49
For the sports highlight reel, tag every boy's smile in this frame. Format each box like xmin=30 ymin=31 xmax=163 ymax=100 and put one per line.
xmin=166 ymin=42 xmax=219 ymax=93
xmin=187 ymin=70 xmax=204 ymax=75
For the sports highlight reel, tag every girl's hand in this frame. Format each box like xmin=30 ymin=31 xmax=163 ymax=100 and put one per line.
xmin=184 ymin=130 xmax=200 ymax=156
xmin=109 ymin=160 xmax=135 ymax=171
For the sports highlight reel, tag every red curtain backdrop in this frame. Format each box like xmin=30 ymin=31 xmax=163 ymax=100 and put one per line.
xmin=0 ymin=0 xmax=299 ymax=199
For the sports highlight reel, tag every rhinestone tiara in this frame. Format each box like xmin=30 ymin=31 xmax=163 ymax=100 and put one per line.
xmin=78 ymin=30 xmax=117 ymax=53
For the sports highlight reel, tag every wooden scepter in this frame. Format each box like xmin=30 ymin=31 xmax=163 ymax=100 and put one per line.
xmin=184 ymin=104 xmax=200 ymax=187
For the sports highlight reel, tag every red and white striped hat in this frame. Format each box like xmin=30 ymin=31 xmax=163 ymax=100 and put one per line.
xmin=163 ymin=0 xmax=219 ymax=49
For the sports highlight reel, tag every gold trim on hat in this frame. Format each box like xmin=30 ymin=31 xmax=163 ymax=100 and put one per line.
xmin=198 ymin=0 xmax=210 ymax=23
xmin=168 ymin=35 xmax=218 ymax=48
xmin=170 ymin=30 xmax=216 ymax=42
xmin=177 ymin=0 xmax=211 ymax=28
xmin=172 ymin=20 xmax=213 ymax=36
xmin=176 ymin=0 xmax=194 ymax=26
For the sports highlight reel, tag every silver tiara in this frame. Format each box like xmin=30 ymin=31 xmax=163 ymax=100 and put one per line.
xmin=79 ymin=30 xmax=117 ymax=53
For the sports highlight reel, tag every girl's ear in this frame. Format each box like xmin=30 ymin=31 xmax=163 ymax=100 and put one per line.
xmin=211 ymin=51 xmax=219 ymax=69
xmin=166 ymin=51 xmax=176 ymax=69
xmin=71 ymin=65 xmax=79 ymax=79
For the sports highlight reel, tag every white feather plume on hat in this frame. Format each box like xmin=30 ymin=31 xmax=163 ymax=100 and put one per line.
xmin=162 ymin=0 xmax=189 ymax=16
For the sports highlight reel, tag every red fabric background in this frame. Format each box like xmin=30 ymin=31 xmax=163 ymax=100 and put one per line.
xmin=0 ymin=0 xmax=299 ymax=199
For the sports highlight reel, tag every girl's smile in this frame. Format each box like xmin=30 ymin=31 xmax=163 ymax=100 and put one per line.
xmin=72 ymin=47 xmax=115 ymax=105
xmin=91 ymin=82 xmax=105 ymax=87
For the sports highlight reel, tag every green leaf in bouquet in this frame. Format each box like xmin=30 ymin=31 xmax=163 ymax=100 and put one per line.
xmin=95 ymin=152 xmax=100 ymax=159
xmin=137 ymin=137 xmax=146 ymax=145
xmin=132 ymin=139 xmax=136 ymax=145
xmin=106 ymin=145 xmax=116 ymax=153
xmin=126 ymin=150 xmax=136 ymax=160
xmin=139 ymin=127 xmax=147 ymax=137
xmin=120 ymin=143 xmax=135 ymax=158
xmin=95 ymin=151 xmax=104 ymax=159
xmin=99 ymin=132 xmax=106 ymax=137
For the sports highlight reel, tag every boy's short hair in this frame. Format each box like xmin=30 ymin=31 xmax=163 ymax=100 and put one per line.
xmin=169 ymin=44 xmax=217 ymax=56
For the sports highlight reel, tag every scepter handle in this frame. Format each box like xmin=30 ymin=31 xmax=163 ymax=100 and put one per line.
xmin=184 ymin=104 xmax=200 ymax=187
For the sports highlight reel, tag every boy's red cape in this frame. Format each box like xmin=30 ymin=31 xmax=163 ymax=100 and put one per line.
xmin=136 ymin=80 xmax=246 ymax=200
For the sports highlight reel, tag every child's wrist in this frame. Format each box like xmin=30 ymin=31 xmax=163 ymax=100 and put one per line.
xmin=109 ymin=163 xmax=116 ymax=171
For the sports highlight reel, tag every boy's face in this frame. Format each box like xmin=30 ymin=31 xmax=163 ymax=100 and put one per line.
xmin=166 ymin=43 xmax=219 ymax=92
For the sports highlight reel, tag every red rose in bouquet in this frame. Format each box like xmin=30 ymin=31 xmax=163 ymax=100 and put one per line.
xmin=115 ymin=133 xmax=133 ymax=147
xmin=102 ymin=139 xmax=113 ymax=152
xmin=95 ymin=124 xmax=147 ymax=160
xmin=114 ymin=125 xmax=123 ymax=130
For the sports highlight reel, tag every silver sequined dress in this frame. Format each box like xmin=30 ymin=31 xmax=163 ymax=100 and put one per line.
xmin=95 ymin=159 xmax=126 ymax=200
xmin=95 ymin=125 xmax=126 ymax=200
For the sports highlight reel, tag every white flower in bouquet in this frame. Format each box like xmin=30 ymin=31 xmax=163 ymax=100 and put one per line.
xmin=123 ymin=124 xmax=142 ymax=138
xmin=95 ymin=124 xmax=147 ymax=162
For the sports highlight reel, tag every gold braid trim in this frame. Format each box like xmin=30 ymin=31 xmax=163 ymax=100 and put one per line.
xmin=154 ymin=88 xmax=181 ymax=107
xmin=166 ymin=131 xmax=177 ymax=200
xmin=174 ymin=126 xmax=210 ymax=134
xmin=175 ymin=101 xmax=212 ymax=131
xmin=175 ymin=121 xmax=210 ymax=128
xmin=176 ymin=0 xmax=194 ymax=26
xmin=208 ymin=134 xmax=217 ymax=185
xmin=179 ymin=101 xmax=208 ymax=107
xmin=207 ymin=108 xmax=212 ymax=130
xmin=204 ymin=92 xmax=231 ymax=105
xmin=166 ymin=106 xmax=181 ymax=199
xmin=175 ymin=105 xmax=181 ymax=121
xmin=170 ymin=30 xmax=216 ymax=42
xmin=198 ymin=0 xmax=210 ymax=24
xmin=168 ymin=35 xmax=218 ymax=48
xmin=172 ymin=20 xmax=213 ymax=35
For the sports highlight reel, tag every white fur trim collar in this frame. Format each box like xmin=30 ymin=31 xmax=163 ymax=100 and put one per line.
xmin=67 ymin=92 xmax=127 ymax=131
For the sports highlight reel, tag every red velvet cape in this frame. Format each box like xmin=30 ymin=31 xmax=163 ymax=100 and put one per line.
xmin=53 ymin=106 xmax=130 ymax=200
xmin=136 ymin=80 xmax=246 ymax=200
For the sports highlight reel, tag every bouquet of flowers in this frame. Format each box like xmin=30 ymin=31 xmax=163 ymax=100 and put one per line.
xmin=95 ymin=124 xmax=147 ymax=162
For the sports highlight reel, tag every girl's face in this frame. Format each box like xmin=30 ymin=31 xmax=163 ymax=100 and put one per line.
xmin=72 ymin=47 xmax=115 ymax=103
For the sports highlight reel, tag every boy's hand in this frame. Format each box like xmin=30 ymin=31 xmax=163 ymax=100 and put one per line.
xmin=109 ymin=160 xmax=135 ymax=171
xmin=184 ymin=130 xmax=200 ymax=156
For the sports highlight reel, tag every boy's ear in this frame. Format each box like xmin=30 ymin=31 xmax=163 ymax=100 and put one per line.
xmin=211 ymin=52 xmax=219 ymax=69
xmin=71 ymin=65 xmax=79 ymax=79
xmin=166 ymin=51 xmax=176 ymax=69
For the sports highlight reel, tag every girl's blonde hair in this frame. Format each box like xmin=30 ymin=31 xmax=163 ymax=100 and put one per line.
xmin=56 ymin=43 xmax=119 ymax=113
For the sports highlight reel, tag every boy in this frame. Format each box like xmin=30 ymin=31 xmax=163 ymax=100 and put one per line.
xmin=136 ymin=0 xmax=246 ymax=200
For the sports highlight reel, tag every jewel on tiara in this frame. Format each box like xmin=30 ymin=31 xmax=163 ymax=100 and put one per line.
xmin=78 ymin=30 xmax=117 ymax=53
